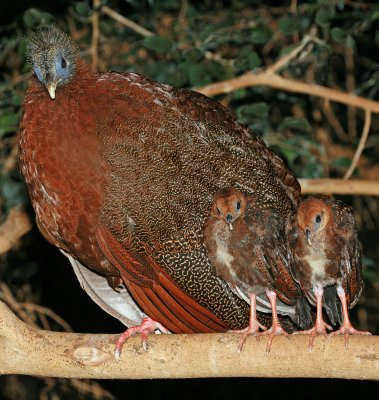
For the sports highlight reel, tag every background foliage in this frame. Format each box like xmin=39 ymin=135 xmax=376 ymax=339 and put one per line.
xmin=0 ymin=0 xmax=379 ymax=398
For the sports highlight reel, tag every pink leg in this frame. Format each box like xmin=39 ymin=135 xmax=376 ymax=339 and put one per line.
xmin=115 ymin=317 xmax=170 ymax=360
xmin=228 ymin=293 xmax=267 ymax=352
xmin=257 ymin=290 xmax=289 ymax=354
xmin=293 ymin=286 xmax=332 ymax=351
xmin=329 ymin=285 xmax=371 ymax=347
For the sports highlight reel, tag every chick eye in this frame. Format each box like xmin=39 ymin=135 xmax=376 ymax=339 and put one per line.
xmin=236 ymin=201 xmax=241 ymax=210
xmin=315 ymin=214 xmax=321 ymax=224
xmin=61 ymin=58 xmax=67 ymax=69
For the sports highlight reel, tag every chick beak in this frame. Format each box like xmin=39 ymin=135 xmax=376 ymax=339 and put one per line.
xmin=305 ymin=228 xmax=312 ymax=246
xmin=226 ymin=214 xmax=233 ymax=230
xmin=46 ymin=82 xmax=57 ymax=100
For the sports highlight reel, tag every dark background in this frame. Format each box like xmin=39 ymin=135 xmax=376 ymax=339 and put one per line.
xmin=0 ymin=0 xmax=378 ymax=398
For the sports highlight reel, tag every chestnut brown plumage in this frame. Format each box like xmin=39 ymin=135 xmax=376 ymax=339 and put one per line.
xmin=204 ymin=188 xmax=311 ymax=352
xmin=287 ymin=196 xmax=370 ymax=349
xmin=20 ymin=26 xmax=302 ymax=351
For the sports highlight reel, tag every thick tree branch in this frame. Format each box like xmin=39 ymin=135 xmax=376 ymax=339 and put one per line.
xmin=0 ymin=300 xmax=378 ymax=379
xmin=299 ymin=179 xmax=379 ymax=196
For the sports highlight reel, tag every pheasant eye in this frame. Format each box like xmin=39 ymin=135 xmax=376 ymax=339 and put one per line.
xmin=236 ymin=201 xmax=241 ymax=210
xmin=315 ymin=214 xmax=321 ymax=223
xmin=61 ymin=58 xmax=67 ymax=69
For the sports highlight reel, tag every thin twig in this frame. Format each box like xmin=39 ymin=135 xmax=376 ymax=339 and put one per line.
xmin=345 ymin=44 xmax=357 ymax=140
xmin=90 ymin=0 xmax=101 ymax=72
xmin=343 ymin=109 xmax=372 ymax=179
xmin=266 ymin=35 xmax=312 ymax=75
xmin=20 ymin=303 xmax=73 ymax=332
xmin=320 ymin=99 xmax=349 ymax=142
xmin=101 ymin=6 xmax=154 ymax=37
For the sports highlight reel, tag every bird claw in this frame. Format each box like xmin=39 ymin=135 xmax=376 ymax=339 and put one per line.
xmin=114 ymin=317 xmax=170 ymax=360
xmin=258 ymin=323 xmax=289 ymax=354
xmin=329 ymin=323 xmax=371 ymax=348
xmin=229 ymin=321 xmax=263 ymax=352
xmin=293 ymin=321 xmax=333 ymax=351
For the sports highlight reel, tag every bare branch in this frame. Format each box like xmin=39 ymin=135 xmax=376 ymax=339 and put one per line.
xmin=343 ymin=109 xmax=372 ymax=180
xmin=0 ymin=300 xmax=377 ymax=379
xmin=101 ymin=6 xmax=154 ymax=37
xmin=0 ymin=206 xmax=32 ymax=255
xmin=299 ymin=178 xmax=379 ymax=196
xmin=90 ymin=0 xmax=101 ymax=72
xmin=197 ymin=72 xmax=379 ymax=114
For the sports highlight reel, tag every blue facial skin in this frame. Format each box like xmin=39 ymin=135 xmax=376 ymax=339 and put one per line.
xmin=33 ymin=64 xmax=44 ymax=83
xmin=33 ymin=53 xmax=71 ymax=87
xmin=54 ymin=54 xmax=71 ymax=83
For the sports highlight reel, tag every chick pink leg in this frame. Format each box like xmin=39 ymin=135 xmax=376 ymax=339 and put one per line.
xmin=293 ymin=286 xmax=332 ymax=350
xmin=258 ymin=290 xmax=289 ymax=354
xmin=229 ymin=293 xmax=267 ymax=352
xmin=329 ymin=285 xmax=371 ymax=347
xmin=115 ymin=317 xmax=170 ymax=360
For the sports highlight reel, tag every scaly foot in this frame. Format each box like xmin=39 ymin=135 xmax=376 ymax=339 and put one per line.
xmin=115 ymin=317 xmax=170 ymax=360
xmin=329 ymin=321 xmax=371 ymax=348
xmin=229 ymin=320 xmax=267 ymax=352
xmin=258 ymin=322 xmax=289 ymax=354
xmin=293 ymin=320 xmax=333 ymax=351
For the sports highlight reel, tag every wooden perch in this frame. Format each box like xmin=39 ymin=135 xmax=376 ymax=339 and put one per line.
xmin=0 ymin=300 xmax=378 ymax=380
xmin=299 ymin=179 xmax=379 ymax=196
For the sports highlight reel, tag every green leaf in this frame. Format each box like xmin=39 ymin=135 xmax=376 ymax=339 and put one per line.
xmin=143 ymin=36 xmax=174 ymax=54
xmin=0 ymin=176 xmax=27 ymax=209
xmin=236 ymin=103 xmax=268 ymax=123
xmin=235 ymin=49 xmax=261 ymax=71
xmin=188 ymin=63 xmax=212 ymax=86
xmin=301 ymin=159 xmax=324 ymax=178
xmin=315 ymin=7 xmax=334 ymax=27
xmin=331 ymin=27 xmax=349 ymax=44
xmin=278 ymin=147 xmax=298 ymax=166
xmin=75 ymin=1 xmax=91 ymax=17
xmin=279 ymin=117 xmax=310 ymax=132
xmin=249 ymin=102 xmax=269 ymax=118
xmin=331 ymin=157 xmax=352 ymax=169
xmin=184 ymin=48 xmax=203 ymax=63
xmin=23 ymin=8 xmax=54 ymax=28
xmin=0 ymin=112 xmax=19 ymax=137
xmin=278 ymin=15 xmax=302 ymax=35
xmin=250 ymin=27 xmax=273 ymax=44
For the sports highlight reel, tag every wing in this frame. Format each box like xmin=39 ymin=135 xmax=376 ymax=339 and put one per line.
xmin=246 ymin=207 xmax=301 ymax=304
xmin=330 ymin=199 xmax=363 ymax=308
xmin=243 ymin=206 xmax=312 ymax=327
xmin=95 ymin=225 xmax=228 ymax=333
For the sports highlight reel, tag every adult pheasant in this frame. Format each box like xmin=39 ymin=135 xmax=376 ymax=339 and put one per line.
xmin=20 ymin=26 xmax=302 ymax=342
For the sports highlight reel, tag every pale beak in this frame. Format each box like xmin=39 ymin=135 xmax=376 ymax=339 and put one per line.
xmin=226 ymin=214 xmax=233 ymax=230
xmin=47 ymin=82 xmax=57 ymax=99
xmin=305 ymin=228 xmax=312 ymax=246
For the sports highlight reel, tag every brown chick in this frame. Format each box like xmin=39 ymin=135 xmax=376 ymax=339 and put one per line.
xmin=287 ymin=196 xmax=370 ymax=349
xmin=204 ymin=187 xmax=310 ymax=353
